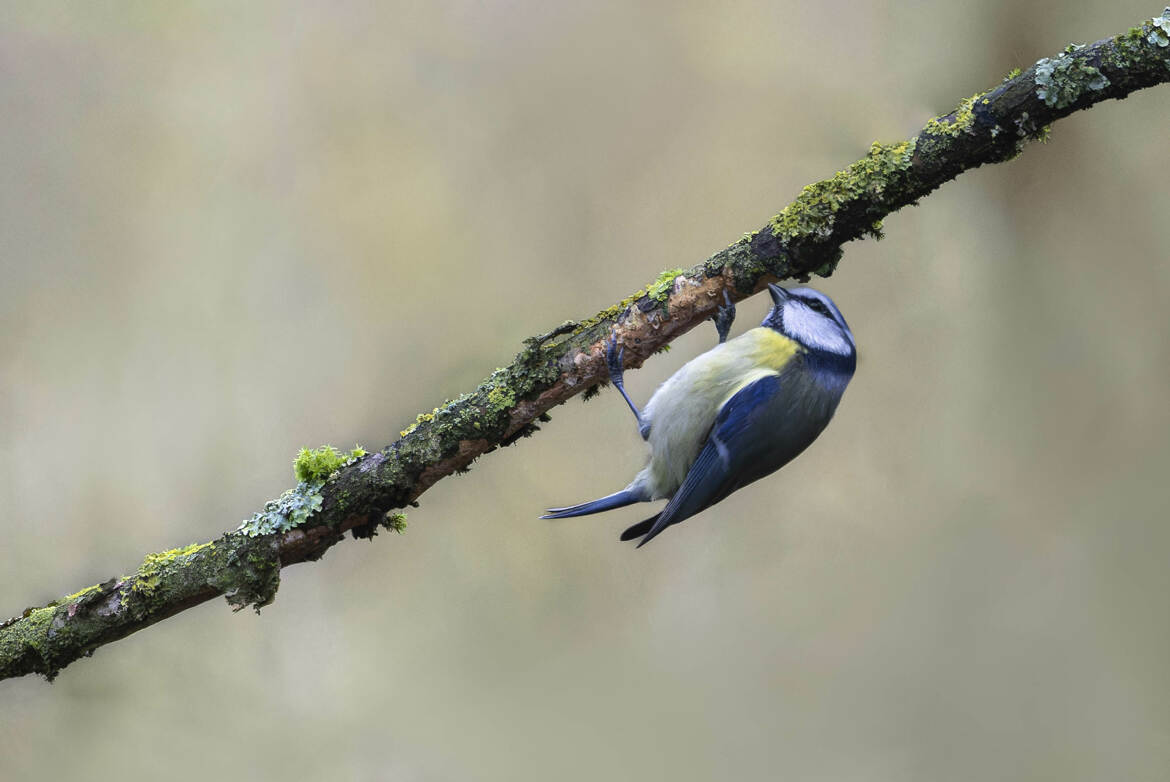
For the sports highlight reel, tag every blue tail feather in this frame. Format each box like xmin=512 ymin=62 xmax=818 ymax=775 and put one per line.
xmin=541 ymin=489 xmax=641 ymax=519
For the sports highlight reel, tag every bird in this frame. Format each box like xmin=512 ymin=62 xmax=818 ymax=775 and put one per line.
xmin=542 ymin=283 xmax=856 ymax=547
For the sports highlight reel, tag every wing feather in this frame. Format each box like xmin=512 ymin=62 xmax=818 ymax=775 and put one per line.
xmin=634 ymin=373 xmax=788 ymax=546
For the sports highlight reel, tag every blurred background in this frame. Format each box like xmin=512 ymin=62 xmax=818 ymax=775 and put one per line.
xmin=2 ymin=2 xmax=1168 ymax=780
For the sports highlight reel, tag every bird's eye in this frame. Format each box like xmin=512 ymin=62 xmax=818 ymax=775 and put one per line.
xmin=805 ymin=300 xmax=830 ymax=317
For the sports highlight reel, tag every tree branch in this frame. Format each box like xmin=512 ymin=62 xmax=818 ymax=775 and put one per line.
xmin=4 ymin=10 xmax=1169 ymax=682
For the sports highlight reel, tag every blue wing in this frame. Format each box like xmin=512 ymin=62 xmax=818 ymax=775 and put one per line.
xmin=626 ymin=369 xmax=830 ymax=547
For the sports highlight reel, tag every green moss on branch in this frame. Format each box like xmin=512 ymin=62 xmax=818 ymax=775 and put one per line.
xmin=3 ymin=9 xmax=1169 ymax=683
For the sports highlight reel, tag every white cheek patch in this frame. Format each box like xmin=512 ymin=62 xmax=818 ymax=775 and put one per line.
xmin=783 ymin=302 xmax=853 ymax=355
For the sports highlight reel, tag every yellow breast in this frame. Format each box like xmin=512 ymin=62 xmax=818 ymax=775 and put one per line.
xmin=635 ymin=327 xmax=802 ymax=498
xmin=719 ymin=328 xmax=801 ymax=403
xmin=743 ymin=327 xmax=800 ymax=371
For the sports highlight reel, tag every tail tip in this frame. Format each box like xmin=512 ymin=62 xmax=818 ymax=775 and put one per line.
xmin=620 ymin=516 xmax=657 ymax=544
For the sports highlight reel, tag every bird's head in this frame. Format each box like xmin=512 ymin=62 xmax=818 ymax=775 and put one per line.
xmin=761 ymin=284 xmax=855 ymax=358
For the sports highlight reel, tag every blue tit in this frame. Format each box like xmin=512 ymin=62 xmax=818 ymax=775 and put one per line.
xmin=542 ymin=284 xmax=856 ymax=547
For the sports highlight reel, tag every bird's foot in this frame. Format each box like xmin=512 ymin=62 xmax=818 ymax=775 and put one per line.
xmin=714 ymin=289 xmax=736 ymax=343
xmin=606 ymin=333 xmax=626 ymax=387
xmin=607 ymin=333 xmax=651 ymax=440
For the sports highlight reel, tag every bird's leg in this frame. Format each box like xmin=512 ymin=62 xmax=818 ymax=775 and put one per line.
xmin=607 ymin=335 xmax=651 ymax=440
xmin=713 ymin=289 xmax=736 ymax=344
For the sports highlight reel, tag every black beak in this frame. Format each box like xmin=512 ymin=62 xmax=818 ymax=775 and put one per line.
xmin=767 ymin=283 xmax=788 ymax=305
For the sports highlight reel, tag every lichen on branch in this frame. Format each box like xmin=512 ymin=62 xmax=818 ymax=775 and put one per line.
xmin=3 ymin=8 xmax=1170 ymax=683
